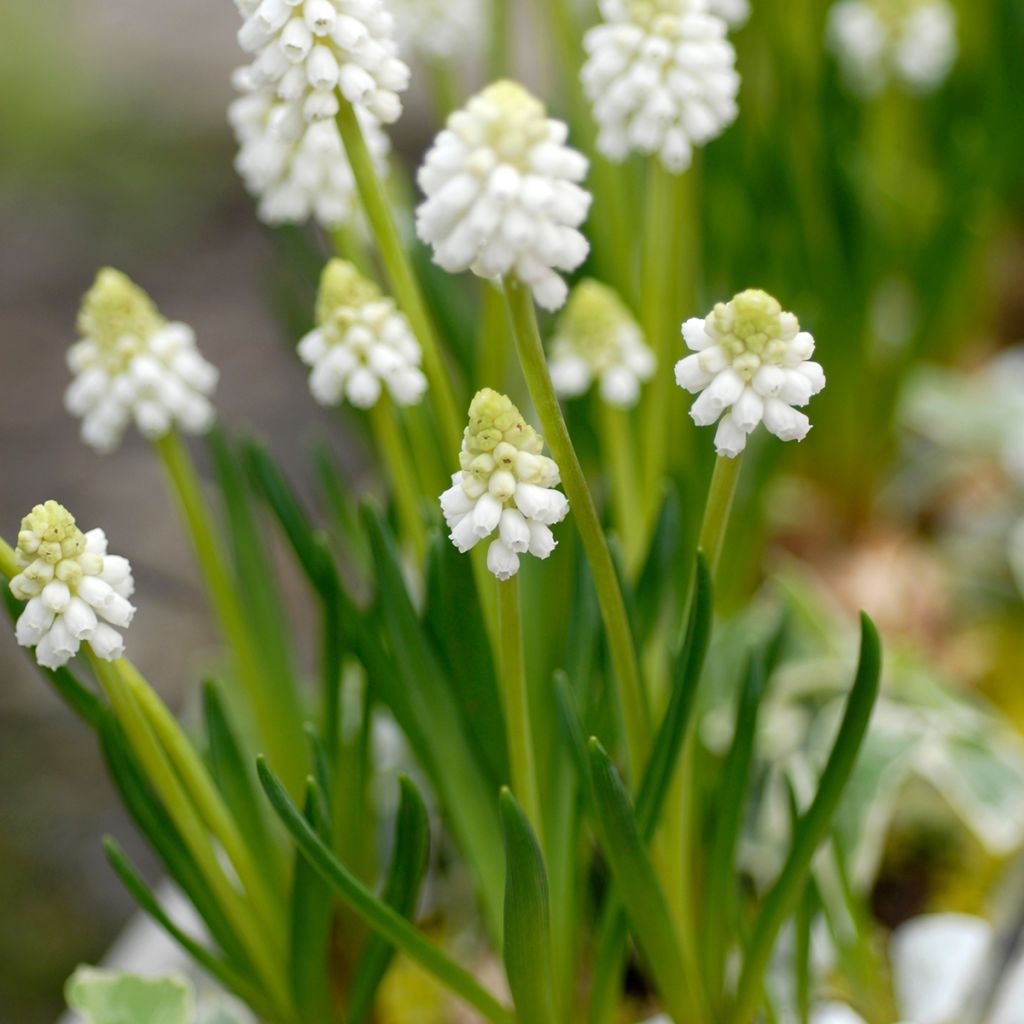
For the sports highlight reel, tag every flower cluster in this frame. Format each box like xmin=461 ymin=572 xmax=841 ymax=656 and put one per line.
xmin=234 ymin=0 xmax=410 ymax=125
xmin=548 ymin=280 xmax=656 ymax=408
xmin=9 ymin=501 xmax=135 ymax=670
xmin=298 ymin=260 xmax=427 ymax=409
xmin=675 ymin=289 xmax=825 ymax=457
xmin=416 ymin=80 xmax=591 ymax=311
xmin=582 ymin=0 xmax=740 ymax=173
xmin=827 ymin=0 xmax=958 ymax=95
xmin=66 ymin=269 xmax=218 ymax=454
xmin=229 ymin=82 xmax=389 ymax=228
xmin=389 ymin=0 xmax=487 ymax=61
xmin=440 ymin=389 xmax=569 ymax=580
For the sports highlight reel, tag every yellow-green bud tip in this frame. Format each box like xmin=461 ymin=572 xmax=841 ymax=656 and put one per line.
xmin=17 ymin=500 xmax=87 ymax=565
xmin=316 ymin=259 xmax=383 ymax=326
xmin=77 ymin=267 xmax=163 ymax=351
xmin=464 ymin=388 xmax=544 ymax=457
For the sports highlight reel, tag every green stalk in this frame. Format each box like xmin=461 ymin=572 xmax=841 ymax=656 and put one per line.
xmin=504 ymin=277 xmax=649 ymax=782
xmin=698 ymin=454 xmax=744 ymax=575
xmin=334 ymin=98 xmax=463 ymax=455
xmin=88 ymin=653 xmax=293 ymax=1019
xmin=489 ymin=0 xmax=511 ymax=78
xmin=153 ymin=430 xmax=307 ymax=795
xmin=119 ymin=659 xmax=286 ymax=934
xmin=0 ymin=536 xmax=17 ymax=579
xmin=599 ymin=402 xmax=645 ymax=576
xmin=327 ymin=223 xmax=375 ymax=279
xmin=368 ymin=398 xmax=428 ymax=562
xmin=497 ymin=576 xmax=543 ymax=848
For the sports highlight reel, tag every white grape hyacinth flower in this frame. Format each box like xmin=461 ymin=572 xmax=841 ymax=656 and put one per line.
xmin=827 ymin=0 xmax=958 ymax=96
xmin=675 ymin=289 xmax=825 ymax=457
xmin=8 ymin=501 xmax=135 ymax=670
xmin=581 ymin=0 xmax=740 ymax=173
xmin=298 ymin=259 xmax=427 ymax=409
xmin=235 ymin=0 xmax=410 ymax=125
xmin=66 ymin=269 xmax=218 ymax=454
xmin=440 ymin=389 xmax=569 ymax=580
xmin=549 ymin=279 xmax=656 ymax=408
xmin=389 ymin=0 xmax=487 ymax=60
xmin=709 ymin=0 xmax=750 ymax=28
xmin=416 ymin=80 xmax=592 ymax=311
xmin=229 ymin=73 xmax=389 ymax=229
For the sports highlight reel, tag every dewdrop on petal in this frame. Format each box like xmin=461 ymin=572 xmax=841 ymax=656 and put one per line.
xmin=827 ymin=0 xmax=958 ymax=95
xmin=440 ymin=389 xmax=569 ymax=580
xmin=675 ymin=289 xmax=826 ymax=458
xmin=298 ymin=259 xmax=427 ymax=409
xmin=549 ymin=280 xmax=655 ymax=408
xmin=581 ymin=0 xmax=740 ymax=174
xmin=416 ymin=80 xmax=592 ymax=312
xmin=389 ymin=0 xmax=487 ymax=60
xmin=8 ymin=501 xmax=136 ymax=670
xmin=66 ymin=269 xmax=218 ymax=454
xmin=229 ymin=77 xmax=390 ymax=229
xmin=235 ymin=0 xmax=410 ymax=125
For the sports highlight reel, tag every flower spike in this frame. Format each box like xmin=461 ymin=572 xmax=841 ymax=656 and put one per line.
xmin=67 ymin=269 xmax=218 ymax=454
xmin=549 ymin=280 xmax=656 ymax=409
xmin=440 ymin=390 xmax=570 ymax=580
xmin=9 ymin=501 xmax=136 ymax=669
xmin=299 ymin=259 xmax=427 ymax=409
xmin=675 ymin=289 xmax=826 ymax=457
xmin=582 ymin=0 xmax=740 ymax=173
xmin=416 ymin=80 xmax=592 ymax=311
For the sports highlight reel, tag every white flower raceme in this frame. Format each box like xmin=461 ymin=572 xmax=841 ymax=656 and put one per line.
xmin=229 ymin=75 xmax=389 ymax=228
xmin=548 ymin=280 xmax=656 ymax=408
xmin=440 ymin=389 xmax=569 ymax=580
xmin=827 ymin=0 xmax=958 ymax=95
xmin=415 ymin=80 xmax=592 ymax=311
xmin=8 ymin=501 xmax=135 ymax=670
xmin=675 ymin=289 xmax=825 ymax=457
xmin=708 ymin=0 xmax=750 ymax=27
xmin=66 ymin=269 xmax=218 ymax=454
xmin=581 ymin=0 xmax=740 ymax=173
xmin=298 ymin=259 xmax=427 ymax=408
xmin=389 ymin=0 xmax=487 ymax=60
xmin=235 ymin=0 xmax=410 ymax=125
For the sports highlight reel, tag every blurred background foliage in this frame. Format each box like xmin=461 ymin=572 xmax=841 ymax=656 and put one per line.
xmin=1 ymin=0 xmax=1023 ymax=1022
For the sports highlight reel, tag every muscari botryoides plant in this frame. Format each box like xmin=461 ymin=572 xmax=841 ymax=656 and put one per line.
xmin=3 ymin=1 xmax=940 ymax=1022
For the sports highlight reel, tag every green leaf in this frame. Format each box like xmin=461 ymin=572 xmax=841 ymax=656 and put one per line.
xmin=500 ymin=789 xmax=559 ymax=1024
xmin=586 ymin=739 xmax=694 ymax=1023
xmin=348 ymin=775 xmax=431 ymax=1024
xmin=732 ymin=613 xmax=882 ymax=1024
xmin=704 ymin=653 xmax=767 ymax=1001
xmin=65 ymin=967 xmax=191 ymax=1024
xmin=288 ymin=779 xmax=335 ymax=1022
xmin=257 ymin=758 xmax=514 ymax=1024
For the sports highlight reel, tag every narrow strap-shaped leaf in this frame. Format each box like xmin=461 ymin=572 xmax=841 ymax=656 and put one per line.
xmin=635 ymin=551 xmax=712 ymax=835
xmin=288 ymin=779 xmax=336 ymax=1023
xmin=704 ymin=653 xmax=767 ymax=1003
xmin=103 ymin=837 xmax=269 ymax=1017
xmin=731 ymin=614 xmax=882 ymax=1024
xmin=500 ymin=788 xmax=559 ymax=1024
xmin=348 ymin=775 xmax=431 ymax=1024
xmin=586 ymin=739 xmax=695 ymax=1023
xmin=258 ymin=758 xmax=514 ymax=1024
xmin=203 ymin=680 xmax=282 ymax=890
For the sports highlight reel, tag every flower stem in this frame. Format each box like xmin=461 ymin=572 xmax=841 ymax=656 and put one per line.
xmin=504 ymin=277 xmax=649 ymax=782
xmin=153 ymin=430 xmax=307 ymax=796
xmin=334 ymin=98 xmax=463 ymax=456
xmin=368 ymin=397 xmax=428 ymax=562
xmin=698 ymin=453 xmax=744 ymax=575
xmin=497 ymin=576 xmax=543 ymax=848
xmin=599 ymin=402 xmax=645 ymax=577
xmin=489 ymin=0 xmax=511 ymax=78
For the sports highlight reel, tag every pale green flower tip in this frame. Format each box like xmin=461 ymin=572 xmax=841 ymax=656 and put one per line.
xmin=477 ymin=79 xmax=547 ymax=123
xmin=17 ymin=500 xmax=85 ymax=567
xmin=77 ymin=267 xmax=164 ymax=352
xmin=559 ymin=280 xmax=636 ymax=343
xmin=316 ymin=259 xmax=383 ymax=326
xmin=464 ymin=388 xmax=544 ymax=458
xmin=710 ymin=288 xmax=794 ymax=358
